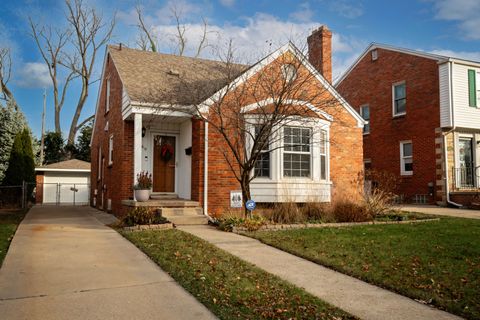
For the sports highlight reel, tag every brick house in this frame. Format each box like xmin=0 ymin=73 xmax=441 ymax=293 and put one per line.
xmin=336 ymin=43 xmax=480 ymax=206
xmin=90 ymin=26 xmax=364 ymax=219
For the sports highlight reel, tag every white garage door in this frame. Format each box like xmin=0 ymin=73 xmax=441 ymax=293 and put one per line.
xmin=43 ymin=172 xmax=90 ymax=205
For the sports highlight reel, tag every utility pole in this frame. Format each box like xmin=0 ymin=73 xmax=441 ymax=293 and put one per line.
xmin=39 ymin=88 xmax=46 ymax=165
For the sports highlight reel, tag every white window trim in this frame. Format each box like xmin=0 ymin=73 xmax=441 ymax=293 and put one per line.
xmin=400 ymin=140 xmax=413 ymax=176
xmin=392 ymin=81 xmax=406 ymax=117
xmin=252 ymin=125 xmax=271 ymax=179
xmin=455 ymin=133 xmax=476 ymax=169
xmin=359 ymin=104 xmax=370 ymax=135
xmin=245 ymin=116 xmax=331 ymax=183
xmin=105 ymin=78 xmax=111 ymax=113
xmin=108 ymin=134 xmax=114 ymax=165
xmin=282 ymin=126 xmax=313 ymax=178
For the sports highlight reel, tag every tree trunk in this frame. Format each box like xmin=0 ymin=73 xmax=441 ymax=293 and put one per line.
xmin=67 ymin=79 xmax=88 ymax=144
xmin=240 ymin=171 xmax=251 ymax=218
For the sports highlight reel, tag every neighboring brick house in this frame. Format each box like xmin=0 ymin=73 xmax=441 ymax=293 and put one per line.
xmin=90 ymin=26 xmax=364 ymax=217
xmin=336 ymin=43 xmax=480 ymax=206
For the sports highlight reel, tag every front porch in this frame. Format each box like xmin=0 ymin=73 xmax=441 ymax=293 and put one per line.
xmin=124 ymin=111 xmax=207 ymax=224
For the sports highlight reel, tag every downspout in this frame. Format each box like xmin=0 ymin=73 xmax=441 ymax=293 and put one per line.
xmin=443 ymin=60 xmax=462 ymax=207
xmin=203 ymin=121 xmax=211 ymax=218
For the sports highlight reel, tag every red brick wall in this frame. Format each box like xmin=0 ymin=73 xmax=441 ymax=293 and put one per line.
xmin=336 ymin=48 xmax=440 ymax=202
xmin=202 ymin=51 xmax=363 ymax=214
xmin=191 ymin=118 xmax=205 ymax=206
xmin=90 ymin=50 xmax=134 ymax=215
xmin=35 ymin=172 xmax=44 ymax=204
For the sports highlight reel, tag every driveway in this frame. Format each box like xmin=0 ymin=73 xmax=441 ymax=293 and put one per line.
xmin=0 ymin=206 xmax=216 ymax=320
xmin=395 ymin=204 xmax=480 ymax=219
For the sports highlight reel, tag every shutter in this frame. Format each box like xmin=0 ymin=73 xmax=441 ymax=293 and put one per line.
xmin=468 ymin=69 xmax=476 ymax=107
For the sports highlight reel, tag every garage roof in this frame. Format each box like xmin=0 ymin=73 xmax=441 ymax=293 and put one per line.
xmin=35 ymin=159 xmax=91 ymax=172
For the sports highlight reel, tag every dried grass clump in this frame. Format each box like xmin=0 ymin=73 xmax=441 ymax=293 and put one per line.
xmin=271 ymin=202 xmax=306 ymax=224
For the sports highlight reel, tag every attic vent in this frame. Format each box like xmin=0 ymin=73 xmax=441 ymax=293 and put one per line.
xmin=167 ymin=69 xmax=180 ymax=76
xmin=371 ymin=49 xmax=378 ymax=61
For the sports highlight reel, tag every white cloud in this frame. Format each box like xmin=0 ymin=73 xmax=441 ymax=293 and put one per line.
xmin=289 ymin=2 xmax=314 ymax=23
xmin=429 ymin=49 xmax=480 ymax=62
xmin=329 ymin=1 xmax=363 ymax=19
xmin=145 ymin=12 xmax=365 ymax=79
xmin=17 ymin=62 xmax=51 ymax=88
xmin=219 ymin=0 xmax=235 ymax=7
xmin=431 ymin=0 xmax=480 ymax=40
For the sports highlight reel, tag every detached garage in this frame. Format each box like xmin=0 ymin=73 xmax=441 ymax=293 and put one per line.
xmin=35 ymin=159 xmax=91 ymax=205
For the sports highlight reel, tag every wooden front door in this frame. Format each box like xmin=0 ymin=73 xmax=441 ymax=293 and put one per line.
xmin=153 ymin=135 xmax=176 ymax=192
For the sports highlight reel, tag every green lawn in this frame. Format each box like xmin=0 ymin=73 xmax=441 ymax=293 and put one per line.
xmin=0 ymin=209 xmax=26 ymax=266
xmin=248 ymin=217 xmax=480 ymax=319
xmin=122 ymin=229 xmax=356 ymax=320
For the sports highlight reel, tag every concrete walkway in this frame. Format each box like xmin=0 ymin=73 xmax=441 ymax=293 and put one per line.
xmin=0 ymin=206 xmax=216 ymax=320
xmin=179 ymin=225 xmax=462 ymax=320
xmin=395 ymin=204 xmax=480 ymax=219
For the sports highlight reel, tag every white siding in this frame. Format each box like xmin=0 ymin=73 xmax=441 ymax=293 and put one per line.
xmin=439 ymin=63 xmax=451 ymax=127
xmin=451 ymin=62 xmax=480 ymax=129
xmin=251 ymin=181 xmax=331 ymax=202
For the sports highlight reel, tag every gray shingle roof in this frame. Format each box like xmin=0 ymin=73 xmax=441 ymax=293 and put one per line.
xmin=37 ymin=159 xmax=91 ymax=171
xmin=108 ymin=45 xmax=249 ymax=105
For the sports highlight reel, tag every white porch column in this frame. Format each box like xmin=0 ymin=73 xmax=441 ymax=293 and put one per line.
xmin=134 ymin=113 xmax=143 ymax=199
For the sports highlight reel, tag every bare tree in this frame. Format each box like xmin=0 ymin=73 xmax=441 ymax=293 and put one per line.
xmin=135 ymin=5 xmax=157 ymax=52
xmin=30 ymin=0 xmax=115 ymax=145
xmin=135 ymin=3 xmax=210 ymax=58
xmin=146 ymin=42 xmax=349 ymax=215
xmin=29 ymin=19 xmax=76 ymax=134
xmin=64 ymin=0 xmax=115 ymax=144
xmin=0 ymin=47 xmax=18 ymax=110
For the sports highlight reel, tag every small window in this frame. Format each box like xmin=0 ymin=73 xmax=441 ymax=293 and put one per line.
xmin=254 ymin=125 xmax=270 ymax=178
xmin=400 ymin=141 xmax=413 ymax=175
xmin=393 ymin=82 xmax=406 ymax=116
xmin=364 ymin=159 xmax=372 ymax=172
xmin=108 ymin=135 xmax=114 ymax=165
xmin=360 ymin=105 xmax=370 ymax=134
xmin=283 ymin=126 xmax=311 ymax=178
xmin=371 ymin=49 xmax=378 ymax=61
xmin=105 ymin=78 xmax=111 ymax=113
xmin=319 ymin=130 xmax=327 ymax=180
xmin=281 ymin=64 xmax=297 ymax=83
xmin=97 ymin=147 xmax=102 ymax=180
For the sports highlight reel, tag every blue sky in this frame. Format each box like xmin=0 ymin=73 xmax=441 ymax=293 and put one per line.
xmin=1 ymin=0 xmax=479 ymax=139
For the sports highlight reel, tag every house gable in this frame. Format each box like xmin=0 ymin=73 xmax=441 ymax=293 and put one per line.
xmin=201 ymin=42 xmax=364 ymax=127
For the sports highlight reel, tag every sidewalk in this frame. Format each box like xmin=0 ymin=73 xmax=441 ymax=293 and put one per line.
xmin=179 ymin=225 xmax=462 ymax=320
xmin=0 ymin=206 xmax=216 ymax=320
xmin=395 ymin=204 xmax=480 ymax=219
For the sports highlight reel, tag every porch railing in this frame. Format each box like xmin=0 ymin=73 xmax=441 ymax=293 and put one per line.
xmin=453 ymin=164 xmax=480 ymax=190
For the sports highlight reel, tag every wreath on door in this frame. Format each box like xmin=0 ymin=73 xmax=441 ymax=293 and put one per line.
xmin=160 ymin=143 xmax=174 ymax=162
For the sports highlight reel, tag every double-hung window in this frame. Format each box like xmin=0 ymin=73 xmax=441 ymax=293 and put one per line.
xmin=319 ymin=130 xmax=327 ymax=180
xmin=468 ymin=69 xmax=480 ymax=107
xmin=360 ymin=105 xmax=370 ymax=134
xmin=254 ymin=126 xmax=270 ymax=178
xmin=108 ymin=135 xmax=114 ymax=165
xmin=283 ymin=126 xmax=311 ymax=177
xmin=400 ymin=141 xmax=413 ymax=175
xmin=393 ymin=82 xmax=406 ymax=116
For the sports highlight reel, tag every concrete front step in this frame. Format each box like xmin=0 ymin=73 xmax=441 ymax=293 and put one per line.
xmin=167 ymin=215 xmax=209 ymax=225
xmin=122 ymin=199 xmax=200 ymax=208
xmin=150 ymin=193 xmax=179 ymax=200
xmin=159 ymin=207 xmax=204 ymax=216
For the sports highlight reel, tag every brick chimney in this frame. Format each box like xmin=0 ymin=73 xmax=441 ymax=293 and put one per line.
xmin=307 ymin=26 xmax=332 ymax=83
